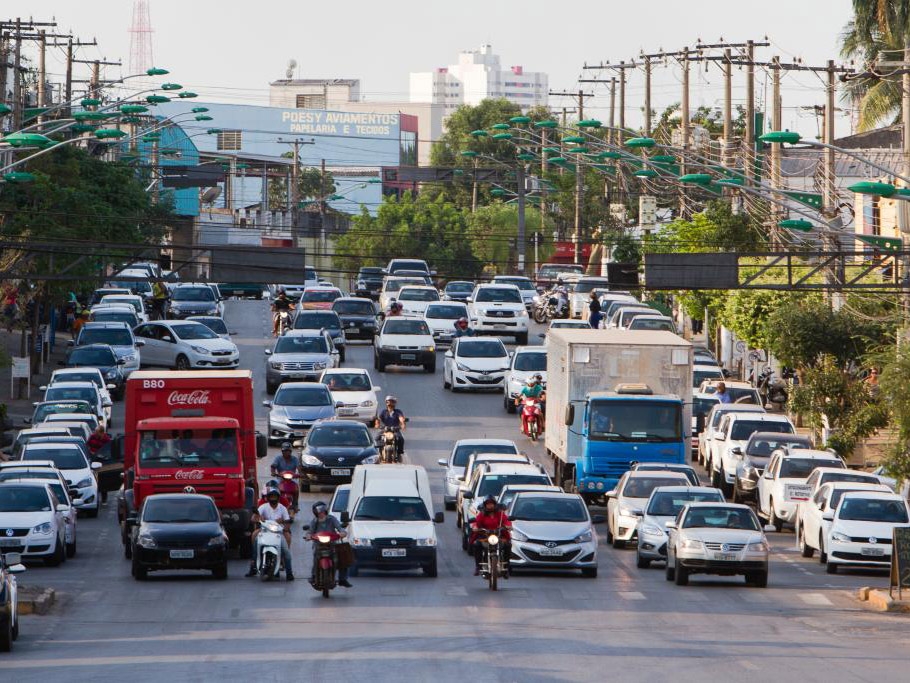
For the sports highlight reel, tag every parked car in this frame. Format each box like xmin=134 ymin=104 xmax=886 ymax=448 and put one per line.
xmin=605 ymin=471 xmax=690 ymax=549
xmin=25 ymin=400 xmax=94 ymax=426
xmin=90 ymin=305 xmax=140 ymax=329
xmin=20 ymin=442 xmax=102 ymax=517
xmin=443 ymin=337 xmax=510 ymax=392
xmin=507 ymin=491 xmax=600 ymax=577
xmin=379 ymin=277 xmax=428 ymax=313
xmin=757 ymin=449 xmax=845 ymax=531
xmin=797 ymin=481 xmax=892 ymax=560
xmin=698 ymin=380 xmax=761 ymax=405
xmin=0 ymin=481 xmax=69 ymax=566
xmin=823 ymin=491 xmax=910 ymax=574
xmin=732 ymin=432 xmax=813 ymax=503
xmin=635 ymin=485 xmax=725 ymax=568
xmin=320 ymin=368 xmax=381 ymax=424
xmin=331 ymin=297 xmax=378 ymax=341
xmin=298 ymin=420 xmax=379 ymax=490
xmin=133 ymin=320 xmax=239 ymax=371
xmin=69 ymin=321 xmax=142 ymax=378
xmin=626 ymin=315 xmax=677 ymax=333
xmin=804 ymin=466 xmax=884 ymax=497
xmin=47 ymin=367 xmax=116 ymax=406
xmin=1 ymin=427 xmax=71 ymax=461
xmin=374 ymin=318 xmax=436 ymax=373
xmin=467 ymin=284 xmax=529 ymax=344
xmin=665 ymin=502 xmax=769 ymax=586
xmin=265 ymin=329 xmax=339 ymax=393
xmin=129 ymin=493 xmax=228 ymax=580
xmin=692 ymin=363 xmax=725 ymax=389
xmin=436 ymin=439 xmax=520 ymax=510
xmin=698 ymin=403 xmax=765 ymax=468
xmin=503 ymin=346 xmax=547 ymax=414
xmin=607 ymin=306 xmax=656 ymax=329
xmin=264 ymin=382 xmax=336 ymax=445
xmin=292 ymin=310 xmax=346 ymax=361
xmin=0 ymin=548 xmax=25 ymax=651
xmin=395 ymin=285 xmax=440 ymax=316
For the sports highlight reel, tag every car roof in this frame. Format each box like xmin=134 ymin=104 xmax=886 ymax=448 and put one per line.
xmin=0 ymin=479 xmax=53 ymax=489
xmin=780 ymin=449 xmax=841 ymax=460
xmin=399 ymin=285 xmax=437 ymax=290
xmin=446 ymin=280 xmax=474 ymax=286
xmin=693 ymin=392 xmax=720 ymax=400
xmin=493 ymin=275 xmax=531 ymax=281
xmin=839 ymin=491 xmax=905 ymax=501
xmin=475 ymin=283 xmax=520 ymax=290
xmin=83 ymin=321 xmax=132 ymax=330
xmin=282 ymin=329 xmax=326 ymax=337
xmin=481 ymin=462 xmax=546 ymax=475
xmin=0 ymin=461 xmax=59 ymax=470
xmin=310 ymin=419 xmax=367 ymax=429
xmin=333 ymin=296 xmax=373 ymax=302
xmin=629 ymin=314 xmax=672 ymax=321
xmin=23 ymin=442 xmax=82 ymax=451
xmin=456 ymin=438 xmax=517 ymax=447
xmin=143 ymin=493 xmax=217 ymax=503
xmin=708 ymin=404 xmax=765 ymax=416
xmin=458 ymin=337 xmax=505 ymax=345
xmin=747 ymin=431 xmax=809 ymax=442
xmin=17 ymin=426 xmax=70 ymax=435
xmin=512 ymin=491 xmax=583 ymax=501
xmin=647 ymin=485 xmax=721 ymax=495
xmin=322 ymin=367 xmax=368 ymax=375
xmin=684 ymin=501 xmax=753 ymax=511
xmin=186 ymin=315 xmax=222 ymax=321
xmin=728 ymin=413 xmax=792 ymax=423
xmin=820 ymin=482 xmax=891 ymax=493
xmin=45 ymin=381 xmax=98 ymax=389
xmin=813 ymin=466 xmax=870 ymax=476
xmin=53 ymin=368 xmax=103 ymax=376
xmin=693 ymin=363 xmax=723 ymax=370
xmin=634 ymin=463 xmax=696 ymax=471
xmin=626 ymin=470 xmax=690 ymax=480
xmin=499 ymin=484 xmax=560 ymax=492
xmin=513 ymin=346 xmax=546 ymax=354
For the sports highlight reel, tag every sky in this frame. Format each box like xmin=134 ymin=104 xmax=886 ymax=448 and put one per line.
xmin=12 ymin=0 xmax=858 ymax=139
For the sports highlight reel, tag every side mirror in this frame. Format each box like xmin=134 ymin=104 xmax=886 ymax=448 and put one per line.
xmin=665 ymin=521 xmax=677 ymax=530
xmin=106 ymin=384 xmax=117 ymax=390
xmin=762 ymin=471 xmax=773 ymax=480
xmin=373 ymin=386 xmax=381 ymax=392
xmin=56 ymin=503 xmax=69 ymax=512
xmin=335 ymin=402 xmax=345 ymax=408
xmin=462 ymin=491 xmax=474 ymax=500
xmin=629 ymin=508 xmax=643 ymax=516
xmin=434 ymin=512 xmax=444 ymax=524
xmin=437 ymin=459 xmax=447 ymax=467
xmin=763 ymin=524 xmax=777 ymax=533
xmin=262 ymin=400 xmax=272 ymax=407
xmin=162 ymin=335 xmax=173 ymax=343
xmin=564 ymin=404 xmax=575 ymax=426
xmin=538 ymin=333 xmax=546 ymax=339
xmin=445 ymin=350 xmax=453 ymax=358
xmin=39 ymin=385 xmax=48 ymax=391
xmin=591 ymin=514 xmax=606 ymax=524
xmin=135 ymin=340 xmax=146 ymax=347
xmin=68 ymin=488 xmax=80 ymax=498
xmin=714 ymin=433 xmax=725 ymax=440
xmin=91 ymin=461 xmax=102 ymax=471
xmin=605 ymin=490 xmax=617 ymax=498
xmin=731 ymin=446 xmax=743 ymax=455
xmin=465 ymin=297 xmax=473 ymax=303
xmin=67 ymin=340 xmax=75 ymax=347
xmin=292 ymin=440 xmax=302 ymax=448
xmin=22 ymin=418 xmax=31 ymax=424
xmin=822 ymin=510 xmax=835 ymax=521
xmin=340 ymin=511 xmax=350 ymax=525
xmin=264 ymin=349 xmax=272 ymax=356
xmin=722 ymin=368 xmax=732 ymax=378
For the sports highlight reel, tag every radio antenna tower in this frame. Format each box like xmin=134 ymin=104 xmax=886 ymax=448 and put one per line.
xmin=128 ymin=0 xmax=154 ymax=74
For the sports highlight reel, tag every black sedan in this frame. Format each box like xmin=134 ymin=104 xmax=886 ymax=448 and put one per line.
xmin=332 ymin=297 xmax=378 ymax=341
xmin=60 ymin=343 xmax=126 ymax=399
xmin=130 ymin=494 xmax=228 ymax=580
xmin=298 ymin=420 xmax=379 ymax=491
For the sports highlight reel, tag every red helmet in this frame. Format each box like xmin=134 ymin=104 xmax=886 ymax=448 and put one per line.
xmin=456 ymin=317 xmax=468 ymax=328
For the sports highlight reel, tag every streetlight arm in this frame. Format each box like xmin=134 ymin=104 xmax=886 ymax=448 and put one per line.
xmin=804 ymin=140 xmax=910 ymax=186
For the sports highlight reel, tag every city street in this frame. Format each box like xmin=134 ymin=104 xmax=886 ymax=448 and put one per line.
xmin=1 ymin=300 xmax=907 ymax=682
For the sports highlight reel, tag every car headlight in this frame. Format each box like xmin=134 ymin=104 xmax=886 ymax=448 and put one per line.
xmin=362 ymin=454 xmax=379 ymax=465
xmin=32 ymin=522 xmax=54 ymax=535
xmin=680 ymin=539 xmax=704 ymax=551
xmin=641 ymin=524 xmax=664 ymax=537
xmin=137 ymin=533 xmax=157 ymax=548
xmin=574 ymin=530 xmax=594 ymax=543
xmin=746 ymin=541 xmax=769 ymax=552
xmin=350 ymin=536 xmax=372 ymax=547
xmin=360 ymin=399 xmax=375 ymax=407
xmin=122 ymin=353 xmax=137 ymax=363
xmin=510 ymin=529 xmax=528 ymax=542
xmin=75 ymin=477 xmax=93 ymax=489
xmin=831 ymin=531 xmax=850 ymax=543
xmin=380 ymin=344 xmax=396 ymax=351
xmin=105 ymin=370 xmax=119 ymax=379
xmin=415 ymin=537 xmax=437 ymax=547
xmin=313 ymin=362 xmax=327 ymax=370
xmin=270 ymin=361 xmax=283 ymax=369
xmin=206 ymin=308 xmax=218 ymax=315
xmin=301 ymin=454 xmax=322 ymax=466
xmin=420 ymin=345 xmax=435 ymax=352
xmin=190 ymin=345 xmax=210 ymax=354
xmin=208 ymin=534 xmax=227 ymax=546
xmin=455 ymin=362 xmax=471 ymax=371
xmin=618 ymin=506 xmax=637 ymax=517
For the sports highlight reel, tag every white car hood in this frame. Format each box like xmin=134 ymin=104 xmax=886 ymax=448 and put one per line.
xmin=185 ymin=337 xmax=237 ymax=353
xmin=380 ymin=333 xmax=434 ymax=347
xmin=425 ymin=318 xmax=458 ymax=333
xmin=456 ymin=355 xmax=510 ymax=372
xmin=329 ymin=389 xmax=376 ymax=406
xmin=683 ymin=528 xmax=764 ymax=544
xmin=508 ymin=369 xmax=548 ymax=385
xmin=473 ymin=302 xmax=524 ymax=312
xmin=832 ymin=519 xmax=905 ymax=539
xmin=512 ymin=520 xmax=590 ymax=541
xmin=0 ymin=511 xmax=55 ymax=527
xmin=350 ymin=520 xmax=436 ymax=539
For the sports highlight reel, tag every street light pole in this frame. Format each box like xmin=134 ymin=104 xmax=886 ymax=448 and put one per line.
xmin=516 ymin=161 xmax=526 ymax=276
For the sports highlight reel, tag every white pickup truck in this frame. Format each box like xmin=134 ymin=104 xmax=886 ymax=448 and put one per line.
xmin=757 ymin=449 xmax=844 ymax=531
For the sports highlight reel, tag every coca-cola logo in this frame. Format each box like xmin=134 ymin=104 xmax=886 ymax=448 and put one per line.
xmin=167 ymin=390 xmax=210 ymax=406
xmin=174 ymin=470 xmax=204 ymax=480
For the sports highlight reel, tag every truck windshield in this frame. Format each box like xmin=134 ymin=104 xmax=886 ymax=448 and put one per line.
xmin=588 ymin=401 xmax=681 ymax=442
xmin=354 ymin=496 xmax=430 ymax=521
xmin=138 ymin=429 xmax=239 ymax=468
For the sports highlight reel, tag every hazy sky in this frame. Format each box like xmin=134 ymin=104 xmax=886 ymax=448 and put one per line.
xmin=12 ymin=0 xmax=857 ymax=138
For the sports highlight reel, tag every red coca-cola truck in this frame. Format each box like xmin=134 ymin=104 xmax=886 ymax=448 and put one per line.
xmin=117 ymin=370 xmax=267 ymax=557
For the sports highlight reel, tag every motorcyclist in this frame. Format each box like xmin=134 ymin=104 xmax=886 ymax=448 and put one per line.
xmin=387 ymin=301 xmax=403 ymax=317
xmin=374 ymin=395 xmax=406 ymax=456
xmin=272 ymin=289 xmax=292 ymax=336
xmin=271 ymin=442 xmax=300 ymax=477
xmin=470 ymin=496 xmax=512 ymax=577
xmin=245 ymin=487 xmax=294 ymax=580
xmin=256 ymin=480 xmax=293 ymax=511
xmin=304 ymin=501 xmax=352 ymax=588
xmin=516 ymin=376 xmax=545 ymax=435
xmin=554 ymin=285 xmax=569 ymax=318
xmin=453 ymin=316 xmax=474 ymax=338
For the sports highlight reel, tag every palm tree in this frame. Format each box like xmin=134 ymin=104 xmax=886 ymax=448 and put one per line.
xmin=841 ymin=1 xmax=910 ymax=131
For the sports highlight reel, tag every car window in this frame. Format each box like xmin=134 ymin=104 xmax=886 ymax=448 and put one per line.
xmin=78 ymin=327 xmax=133 ymax=346
xmin=93 ymin=311 xmax=139 ymax=326
xmin=574 ymin=280 xmax=610 ymax=293
xmin=621 ymin=476 xmax=687 ymax=498
xmin=331 ymin=488 xmax=350 ymax=512
xmin=647 ymin=490 xmax=724 ymax=516
xmin=819 ymin=472 xmax=877 ymax=486
xmin=45 ymin=387 xmax=97 ymax=404
xmin=303 ymin=290 xmax=341 ymax=302
xmin=446 ymin=282 xmax=474 ymax=293
xmin=693 ymin=397 xmax=719 ymax=418
xmin=779 ymin=458 xmax=839 ymax=478
xmin=730 ymin=420 xmax=793 ymax=441
xmin=629 ymin=318 xmax=675 ymax=332
xmin=398 ymin=289 xmax=439 ymax=302
xmin=838 ymin=498 xmax=908 ymax=523
xmin=354 ymin=496 xmax=430 ymax=521
xmin=495 ymin=278 xmax=535 ymax=291
xmin=294 ymin=312 xmax=341 ymax=329
xmin=474 ymin=288 xmax=521 ymax=304
xmin=426 ymin=304 xmax=467 ymax=319
xmin=193 ymin=318 xmax=228 ymax=335
xmin=333 ymin=300 xmax=375 ymax=316
xmin=274 ymin=386 xmax=331 ymax=406
xmin=33 ymin=402 xmax=92 ymax=421
xmin=322 ymin=373 xmax=371 ymax=391
xmin=511 ymin=496 xmax=587 ymax=522
xmin=458 ymin=341 xmax=507 ymax=358
xmin=682 ymin=506 xmax=760 ymax=530
xmin=452 ymin=444 xmax=518 ymax=467
xmin=142 ymin=497 xmax=219 ymax=523
xmin=274 ymin=336 xmax=328 ymax=354
xmin=746 ymin=436 xmax=811 ymax=456
xmin=307 ymin=425 xmax=372 ymax=447
xmin=171 ymin=323 xmax=218 ymax=341
xmin=478 ymin=474 xmax=550 ymax=498
xmin=54 ymin=372 xmax=102 ymax=387
xmin=101 ymin=296 xmax=142 ymax=312
xmin=0 ymin=486 xmax=53 ymax=512
xmin=383 ymin=319 xmax=430 ymax=335
xmin=68 ymin=347 xmax=118 ymax=367
xmin=173 ymin=287 xmax=215 ymax=302
xmin=23 ymin=447 xmax=88 ymax=470
xmin=513 ymin=352 xmax=546 ymax=371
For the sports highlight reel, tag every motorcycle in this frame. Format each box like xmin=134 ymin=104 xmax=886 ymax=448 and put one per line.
xmin=378 ymin=426 xmax=402 ymax=463
xmin=532 ymin=291 xmax=569 ymax=324
xmin=256 ymin=520 xmax=286 ymax=582
xmin=276 ymin=310 xmax=292 ymax=335
xmin=278 ymin=472 xmax=299 ymax=513
xmin=306 ymin=528 xmax=341 ymax=598
xmin=520 ymin=397 xmax=544 ymax=442
xmin=756 ymin=367 xmax=789 ymax=409
xmin=476 ymin=527 xmax=509 ymax=591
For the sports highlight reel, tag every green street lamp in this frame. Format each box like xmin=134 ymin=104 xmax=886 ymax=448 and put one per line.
xmin=714 ymin=177 xmax=744 ymax=187
xmin=578 ymin=119 xmax=602 ymax=128
xmin=599 ymin=151 xmax=623 ymax=159
xmin=328 ymin=194 xmax=344 ymax=200
xmin=516 ymin=153 xmax=536 ymax=161
xmin=567 ymin=147 xmax=590 ymax=154
xmin=625 ymin=137 xmax=657 ymax=149
xmin=491 ymin=123 xmax=511 ymax=131
xmin=178 ymin=92 xmax=198 ymax=99
xmin=2 ymin=132 xmax=53 ymax=147
xmin=120 ymin=104 xmax=149 ymax=115
xmin=759 ymin=130 xmax=802 ymax=145
xmin=160 ymin=83 xmax=183 ymax=91
xmin=651 ymin=154 xmax=676 ymax=163
xmin=94 ymin=128 xmax=128 ymax=140
xmin=191 ymin=107 xmax=209 ymax=113
xmin=492 ymin=133 xmax=513 ymax=140
xmin=848 ymin=181 xmax=897 ymax=197
xmin=509 ymin=116 xmax=531 ymax=124
xmin=490 ymin=188 xmax=507 ymax=197
xmin=0 ymin=104 xmax=11 ymax=116
xmin=80 ymin=97 xmax=102 ymax=107
xmin=542 ymin=146 xmax=561 ymax=154
xmin=563 ymin=136 xmax=585 ymax=144
xmin=146 ymin=67 xmax=169 ymax=76
xmin=70 ymin=123 xmax=98 ymax=134
xmin=73 ymin=111 xmax=113 ymax=121
xmin=470 ymin=130 xmax=488 ymax=137
xmin=195 ymin=114 xmax=213 ymax=121
xmin=678 ymin=173 xmax=713 ymax=185
xmin=146 ymin=95 xmax=171 ymax=104
xmin=460 ymin=150 xmax=478 ymax=158
xmin=634 ymin=169 xmax=659 ymax=178
xmin=778 ymin=218 xmax=814 ymax=232
xmin=3 ymin=171 xmax=36 ymax=183
xmin=207 ymin=128 xmax=222 ymax=135
xmin=367 ymin=178 xmax=381 ymax=184
xmin=547 ymin=157 xmax=567 ymax=164
xmin=534 ymin=120 xmax=558 ymax=129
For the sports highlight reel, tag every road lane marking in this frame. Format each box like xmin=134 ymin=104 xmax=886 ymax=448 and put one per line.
xmin=800 ymin=593 xmax=832 ymax=606
xmin=618 ymin=591 xmax=646 ymax=600
xmin=445 ymin=586 xmax=467 ymax=597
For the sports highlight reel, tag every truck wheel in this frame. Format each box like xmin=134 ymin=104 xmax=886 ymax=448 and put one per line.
xmin=175 ymin=355 xmax=190 ymax=371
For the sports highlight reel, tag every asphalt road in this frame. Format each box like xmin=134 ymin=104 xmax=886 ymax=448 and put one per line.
xmin=2 ymin=300 xmax=907 ymax=682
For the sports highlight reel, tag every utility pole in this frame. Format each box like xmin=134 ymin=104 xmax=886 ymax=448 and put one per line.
xmin=277 ymin=137 xmax=316 ymax=248
xmin=11 ymin=18 xmax=21 ymax=130
xmin=552 ymin=89 xmax=591 ymax=265
xmin=824 ymin=60 xmax=837 ymax=216
xmin=745 ymin=40 xmax=755 ymax=184
xmin=608 ymin=77 xmax=616 ymax=145
xmin=770 ymin=55 xmax=782 ymax=248
xmin=320 ymin=157 xmax=328 ymax=248
xmin=903 ymin=40 xmax=910 ymax=318
xmin=723 ymin=48 xmax=733 ymax=168
xmin=0 ymin=33 xmax=8 ymax=117
xmin=516 ymin=161 xmax=527 ymax=275
xmin=680 ymin=46 xmax=691 ymax=216
xmin=36 ymin=30 xmax=46 ymax=122
xmin=618 ymin=61 xmax=626 ymax=133
xmin=643 ymin=56 xmax=651 ymax=136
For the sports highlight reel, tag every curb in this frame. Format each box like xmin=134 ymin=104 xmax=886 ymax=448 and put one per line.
xmin=18 ymin=586 xmax=55 ymax=615
xmin=856 ymin=586 xmax=910 ymax=613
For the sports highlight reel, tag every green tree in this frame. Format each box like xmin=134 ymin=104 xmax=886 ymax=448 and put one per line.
xmin=465 ymin=203 xmax=553 ymax=273
xmin=879 ymin=345 xmax=910 ymax=482
xmin=267 ymin=154 xmax=336 ymax=209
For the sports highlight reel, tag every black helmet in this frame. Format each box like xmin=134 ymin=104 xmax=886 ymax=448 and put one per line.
xmin=265 ymin=479 xmax=280 ymax=491
xmin=312 ymin=501 xmax=328 ymax=515
xmin=482 ymin=495 xmax=498 ymax=510
xmin=391 ymin=301 xmax=402 ymax=311
xmin=280 ymin=441 xmax=292 ymax=451
xmin=266 ymin=487 xmax=280 ymax=500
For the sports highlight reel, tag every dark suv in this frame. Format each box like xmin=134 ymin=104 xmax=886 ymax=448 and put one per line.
xmin=332 ymin=297 xmax=377 ymax=341
xmin=354 ymin=267 xmax=384 ymax=300
xmin=293 ymin=310 xmax=346 ymax=361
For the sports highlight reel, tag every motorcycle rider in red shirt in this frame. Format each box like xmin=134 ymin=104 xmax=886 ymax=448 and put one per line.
xmin=470 ymin=496 xmax=512 ymax=576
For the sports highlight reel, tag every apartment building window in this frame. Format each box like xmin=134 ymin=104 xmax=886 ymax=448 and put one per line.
xmin=296 ymin=94 xmax=326 ymax=109
xmin=400 ymin=130 xmax=417 ymax=166
xmin=216 ymin=130 xmax=242 ymax=151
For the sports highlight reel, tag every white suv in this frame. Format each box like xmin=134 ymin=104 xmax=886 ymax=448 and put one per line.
xmin=757 ymin=449 xmax=844 ymax=531
xmin=709 ymin=412 xmax=795 ymax=495
xmin=468 ymin=284 xmax=529 ymax=344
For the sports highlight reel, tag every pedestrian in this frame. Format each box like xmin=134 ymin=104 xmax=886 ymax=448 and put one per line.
xmin=715 ymin=382 xmax=732 ymax=404
xmin=87 ymin=425 xmax=112 ymax=456
xmin=588 ymin=291 xmax=602 ymax=328
xmin=865 ymin=368 xmax=879 ymax=396
xmin=72 ymin=309 xmax=90 ymax=338
xmin=2 ymin=284 xmax=18 ymax=332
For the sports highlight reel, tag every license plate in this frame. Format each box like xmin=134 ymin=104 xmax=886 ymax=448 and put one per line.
xmin=169 ymin=549 xmax=194 ymax=559
xmin=713 ymin=553 xmax=737 ymax=561
xmin=785 ymin=484 xmax=812 ymax=501
xmin=0 ymin=538 xmax=20 ymax=547
xmin=381 ymin=548 xmax=406 ymax=557
xmin=330 ymin=468 xmax=351 ymax=476
xmin=861 ymin=547 xmax=885 ymax=557
xmin=537 ymin=547 xmax=564 ymax=556
xmin=214 ymin=360 xmax=232 ymax=365
xmin=289 ymin=372 xmax=308 ymax=379
xmin=493 ymin=324 xmax=508 ymax=329
xmin=337 ymin=408 xmax=355 ymax=416
xmin=401 ymin=354 xmax=416 ymax=360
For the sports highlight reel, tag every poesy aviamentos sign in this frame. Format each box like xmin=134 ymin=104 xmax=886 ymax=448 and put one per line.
xmin=281 ymin=110 xmax=400 ymax=138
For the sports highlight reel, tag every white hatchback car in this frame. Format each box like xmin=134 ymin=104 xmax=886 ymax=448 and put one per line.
xmin=99 ymin=294 xmax=148 ymax=323
xmin=0 ymin=463 xmax=79 ymax=557
xmin=423 ymin=301 xmax=469 ymax=346
xmin=133 ymin=320 xmax=240 ymax=370
xmin=468 ymin=284 xmax=529 ymax=344
xmin=605 ymin=471 xmax=690 ymax=549
xmin=0 ymin=481 xmax=69 ymax=566
xmin=436 ymin=438 xmax=520 ymax=510
xmin=797 ymin=481 xmax=892 ymax=561
xmin=635 ymin=485 xmax=725 ymax=568
xmin=396 ymin=285 xmax=440 ymax=316
xmin=443 ymin=337 xmax=511 ymax=392
xmin=824 ymin=491 xmax=910 ymax=574
xmin=319 ymin=368 xmax=381 ymax=424
xmin=503 ymin=346 xmax=547 ymax=414
xmin=20 ymin=442 xmax=102 ymax=517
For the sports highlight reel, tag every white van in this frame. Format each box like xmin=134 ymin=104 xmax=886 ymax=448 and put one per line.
xmin=344 ymin=464 xmax=443 ymax=577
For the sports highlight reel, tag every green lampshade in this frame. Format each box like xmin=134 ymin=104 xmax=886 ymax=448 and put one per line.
xmin=460 ymin=150 xmax=478 ymax=158
xmin=146 ymin=95 xmax=171 ymax=104
xmin=191 ymin=107 xmax=209 ymax=114
xmin=542 ymin=146 xmax=561 ymax=153
xmin=70 ymin=123 xmax=98 ymax=134
xmin=492 ymin=133 xmax=513 ymax=140
xmin=160 ymin=83 xmax=183 ymax=91
xmin=207 ymin=128 xmax=222 ymax=135
xmin=778 ymin=218 xmax=814 ymax=232
xmin=146 ymin=67 xmax=170 ymax=76
xmin=73 ymin=111 xmax=112 ymax=121
xmin=760 ymin=130 xmax=801 ymax=144
xmin=567 ymin=147 xmax=590 ymax=154
xmin=651 ymin=154 xmax=676 ymax=163
xmin=0 ymin=103 xmax=11 ymax=116
xmin=120 ymin=104 xmax=149 ymax=114
xmin=578 ymin=119 xmax=602 ymax=128
xmin=470 ymin=130 xmax=488 ymax=137
xmin=490 ymin=188 xmax=507 ymax=197
xmin=509 ymin=116 xmax=531 ymax=124
xmin=80 ymin=97 xmax=102 ymax=107
xmin=625 ymin=137 xmax=657 ymax=148
xmin=367 ymin=178 xmax=381 ymax=183
xmin=714 ymin=177 xmax=744 ymax=186
xmin=848 ymin=181 xmax=896 ymax=197
xmin=195 ymin=115 xmax=213 ymax=121
xmin=599 ymin=151 xmax=622 ymax=159
xmin=548 ymin=157 xmax=567 ymax=164
xmin=634 ymin=169 xmax=659 ymax=178
xmin=328 ymin=194 xmax=344 ymax=200
xmin=517 ymin=153 xmax=536 ymax=161
xmin=236 ymin=163 xmax=250 ymax=170
xmin=160 ymin=148 xmax=181 ymax=156
xmin=491 ymin=123 xmax=511 ymax=131
xmin=453 ymin=169 xmax=464 ymax=176
xmin=119 ymin=116 xmax=142 ymax=124
xmin=94 ymin=128 xmax=128 ymax=140
xmin=178 ymin=91 xmax=198 ymax=99
xmin=593 ymin=164 xmax=616 ymax=173
xmin=3 ymin=171 xmax=36 ymax=183
xmin=562 ymin=136 xmax=585 ymax=144
xmin=679 ymin=173 xmax=713 ymax=184
xmin=534 ymin=120 xmax=558 ymax=129
xmin=2 ymin=132 xmax=52 ymax=147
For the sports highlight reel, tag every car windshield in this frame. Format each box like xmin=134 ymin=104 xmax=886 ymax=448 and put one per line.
xmin=574 ymin=280 xmax=610 ymax=293
xmin=143 ymin=497 xmax=219 ymax=523
xmin=511 ymin=496 xmax=587 ymax=522
xmin=779 ymin=458 xmax=838 ymax=478
xmin=332 ymin=489 xmax=350 ymax=512
xmin=478 ymin=474 xmax=550 ymax=499
xmin=93 ymin=311 xmax=139 ymax=326
xmin=426 ymin=304 xmax=466 ymax=319
xmin=446 ymin=282 xmax=474 ymax=293
xmin=193 ymin=318 xmax=228 ymax=335
xmin=452 ymin=444 xmax=518 ymax=467
xmin=383 ymin=320 xmax=430 ymax=335
xmin=79 ymin=328 xmax=133 ymax=346
xmin=0 ymin=486 xmax=52 ymax=512
xmin=458 ymin=341 xmax=507 ymax=358
xmin=173 ymin=287 xmax=215 ymax=302
xmin=322 ymin=373 xmax=371 ymax=391
xmin=138 ymin=428 xmax=239 ymax=468
xmin=102 ymin=297 xmax=141 ymax=312
xmin=274 ymin=336 xmax=328 ymax=354
xmin=539 ymin=265 xmax=583 ymax=278
xmin=398 ymin=289 xmax=439 ymax=302
xmin=589 ymin=401 xmax=682 ymax=442
xmin=550 ymin=321 xmax=589 ymax=329
xmin=171 ymin=323 xmax=218 ymax=341
xmin=294 ymin=312 xmax=340 ymax=330
xmin=514 ymin=352 xmax=546 ymax=372
xmin=682 ymin=506 xmax=760 ymax=530
xmin=23 ymin=447 xmax=87 ymax=470
xmin=731 ymin=420 xmax=793 ymax=441
xmin=109 ymin=280 xmax=151 ymax=293
xmin=54 ymin=372 xmax=101 ymax=388
xmin=274 ymin=386 xmax=331 ymax=406
xmin=634 ymin=466 xmax=699 ymax=486
xmin=359 ymin=268 xmax=383 ymax=278
xmin=354 ymin=496 xmax=430 ymax=521
xmin=831 ymin=488 xmax=884 ymax=508
xmin=693 ymin=397 xmax=719 ymax=418
xmin=333 ymin=300 xmax=375 ymax=316
xmin=839 ymin=498 xmax=908 ymax=523
xmin=622 ymin=476 xmax=687 ymax=499
xmin=693 ymin=369 xmax=724 ymax=386
xmin=630 ymin=318 xmax=675 ymax=332
xmin=0 ymin=471 xmax=57 ymax=484
xmin=746 ymin=437 xmax=811 ymax=457
xmin=820 ymin=472 xmax=875 ymax=486
xmin=303 ymin=290 xmax=340 ymax=303
xmin=68 ymin=347 xmax=117 ymax=367
xmin=647 ymin=491 xmax=724 ymax=516
xmin=45 ymin=387 xmax=96 ymax=404
xmin=496 ymin=278 xmax=535 ymax=291
xmin=474 ymin=288 xmax=521 ymax=303
xmin=33 ymin=402 xmax=91 ymax=421
xmin=308 ymin=425 xmax=372 ymax=447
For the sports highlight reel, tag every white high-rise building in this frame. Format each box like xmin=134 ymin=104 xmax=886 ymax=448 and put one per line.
xmin=409 ymin=44 xmax=548 ymax=113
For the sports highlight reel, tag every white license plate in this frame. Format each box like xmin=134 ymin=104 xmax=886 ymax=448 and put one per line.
xmin=400 ymin=354 xmax=416 ymax=360
xmin=713 ymin=553 xmax=737 ymax=561
xmin=330 ymin=468 xmax=351 ymax=476
xmin=785 ymin=484 xmax=812 ymax=501
xmin=493 ymin=324 xmax=508 ymax=329
xmin=214 ymin=360 xmax=232 ymax=366
xmin=289 ymin=372 xmax=309 ymax=379
xmin=861 ymin=547 xmax=885 ymax=557
xmin=381 ymin=548 xmax=406 ymax=557
xmin=537 ymin=547 xmax=565 ymax=556
xmin=169 ymin=549 xmax=194 ymax=559
xmin=337 ymin=408 xmax=355 ymax=416
xmin=0 ymin=538 xmax=20 ymax=547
